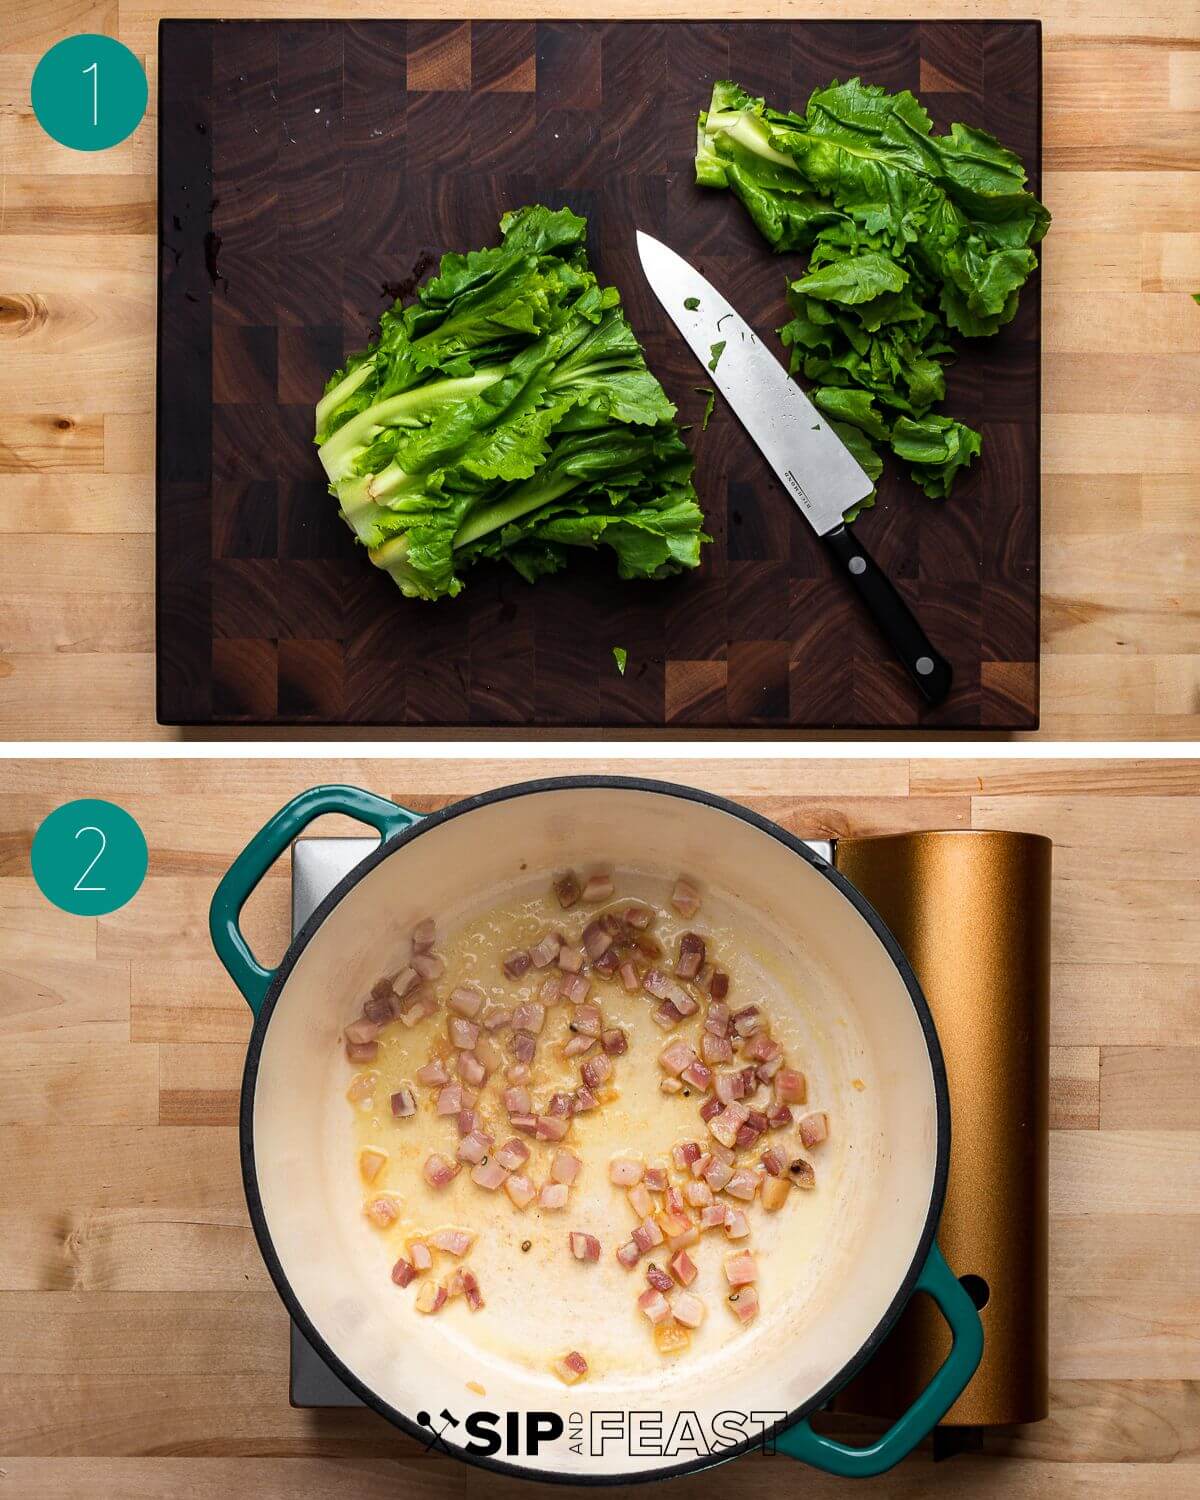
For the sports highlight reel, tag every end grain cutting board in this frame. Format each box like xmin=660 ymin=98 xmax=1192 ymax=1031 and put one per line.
xmin=156 ymin=19 xmax=1041 ymax=729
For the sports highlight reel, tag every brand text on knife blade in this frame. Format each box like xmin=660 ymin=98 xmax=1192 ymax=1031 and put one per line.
xmin=783 ymin=469 xmax=816 ymax=514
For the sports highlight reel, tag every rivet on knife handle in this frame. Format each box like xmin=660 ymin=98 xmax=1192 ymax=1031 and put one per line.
xmin=822 ymin=526 xmax=953 ymax=706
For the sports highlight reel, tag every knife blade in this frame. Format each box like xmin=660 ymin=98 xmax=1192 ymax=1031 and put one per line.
xmin=636 ymin=231 xmax=872 ymax=535
xmin=636 ymin=230 xmax=952 ymax=707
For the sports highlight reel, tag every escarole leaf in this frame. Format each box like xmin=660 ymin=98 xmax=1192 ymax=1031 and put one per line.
xmin=697 ymin=76 xmax=1049 ymax=506
xmin=315 ymin=205 xmax=708 ymax=600
xmin=890 ymin=414 xmax=982 ymax=500
xmin=791 ymin=252 xmax=910 ymax=306
xmin=813 ymin=387 xmax=891 ymax=443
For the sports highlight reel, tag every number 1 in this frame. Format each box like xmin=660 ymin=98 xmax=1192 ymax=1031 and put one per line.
xmin=83 ymin=61 xmax=98 ymax=127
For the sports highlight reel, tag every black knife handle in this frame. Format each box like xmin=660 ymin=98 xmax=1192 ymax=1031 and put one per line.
xmin=823 ymin=525 xmax=953 ymax=706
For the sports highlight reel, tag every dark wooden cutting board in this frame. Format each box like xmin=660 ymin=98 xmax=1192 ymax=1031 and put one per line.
xmin=157 ymin=18 xmax=1041 ymax=729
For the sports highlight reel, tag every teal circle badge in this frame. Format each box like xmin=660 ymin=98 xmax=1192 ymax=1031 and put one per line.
xmin=31 ymin=34 xmax=148 ymax=152
xmin=31 ymin=799 xmax=149 ymax=916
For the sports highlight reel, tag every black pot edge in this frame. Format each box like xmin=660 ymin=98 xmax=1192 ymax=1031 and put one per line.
xmin=238 ymin=774 xmax=952 ymax=1486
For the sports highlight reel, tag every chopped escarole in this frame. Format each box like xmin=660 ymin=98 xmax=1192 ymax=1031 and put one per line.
xmin=697 ymin=77 xmax=1049 ymax=507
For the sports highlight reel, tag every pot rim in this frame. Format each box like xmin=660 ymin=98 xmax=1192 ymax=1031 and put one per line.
xmin=239 ymin=774 xmax=951 ymax=1484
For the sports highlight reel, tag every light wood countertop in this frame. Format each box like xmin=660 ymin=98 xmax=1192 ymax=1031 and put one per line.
xmin=0 ymin=756 xmax=1197 ymax=1493
xmin=1 ymin=2 xmax=1198 ymax=740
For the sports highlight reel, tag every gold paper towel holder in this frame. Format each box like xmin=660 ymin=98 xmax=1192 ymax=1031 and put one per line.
xmin=831 ymin=829 xmax=1051 ymax=1430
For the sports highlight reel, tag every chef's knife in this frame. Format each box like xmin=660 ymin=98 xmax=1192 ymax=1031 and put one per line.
xmin=636 ymin=231 xmax=953 ymax=707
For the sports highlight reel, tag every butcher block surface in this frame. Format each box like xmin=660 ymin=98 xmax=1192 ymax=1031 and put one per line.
xmin=156 ymin=18 xmax=1043 ymax=729
xmin=1 ymin=755 xmax=1198 ymax=1495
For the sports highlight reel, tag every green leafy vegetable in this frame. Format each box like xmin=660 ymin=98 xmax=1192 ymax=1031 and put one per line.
xmin=696 ymin=77 xmax=1049 ymax=505
xmin=694 ymin=386 xmax=717 ymax=431
xmin=890 ymin=414 xmax=983 ymax=500
xmin=612 ymin=646 xmax=628 ymax=675
xmin=708 ymin=340 xmax=726 ymax=372
xmin=684 ymin=296 xmax=700 ymax=311
xmin=315 ymin=205 xmax=708 ymax=600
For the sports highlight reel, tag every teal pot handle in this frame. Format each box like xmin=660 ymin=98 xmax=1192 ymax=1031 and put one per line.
xmin=210 ymin=784 xmax=421 ymax=1014
xmin=776 ymin=1242 xmax=983 ymax=1477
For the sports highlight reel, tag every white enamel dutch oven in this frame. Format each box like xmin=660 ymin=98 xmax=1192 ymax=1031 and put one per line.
xmin=211 ymin=778 xmax=982 ymax=1482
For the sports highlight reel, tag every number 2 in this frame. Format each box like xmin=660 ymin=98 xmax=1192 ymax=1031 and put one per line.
xmin=82 ymin=60 xmax=98 ymax=127
xmin=73 ymin=825 xmax=107 ymax=892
